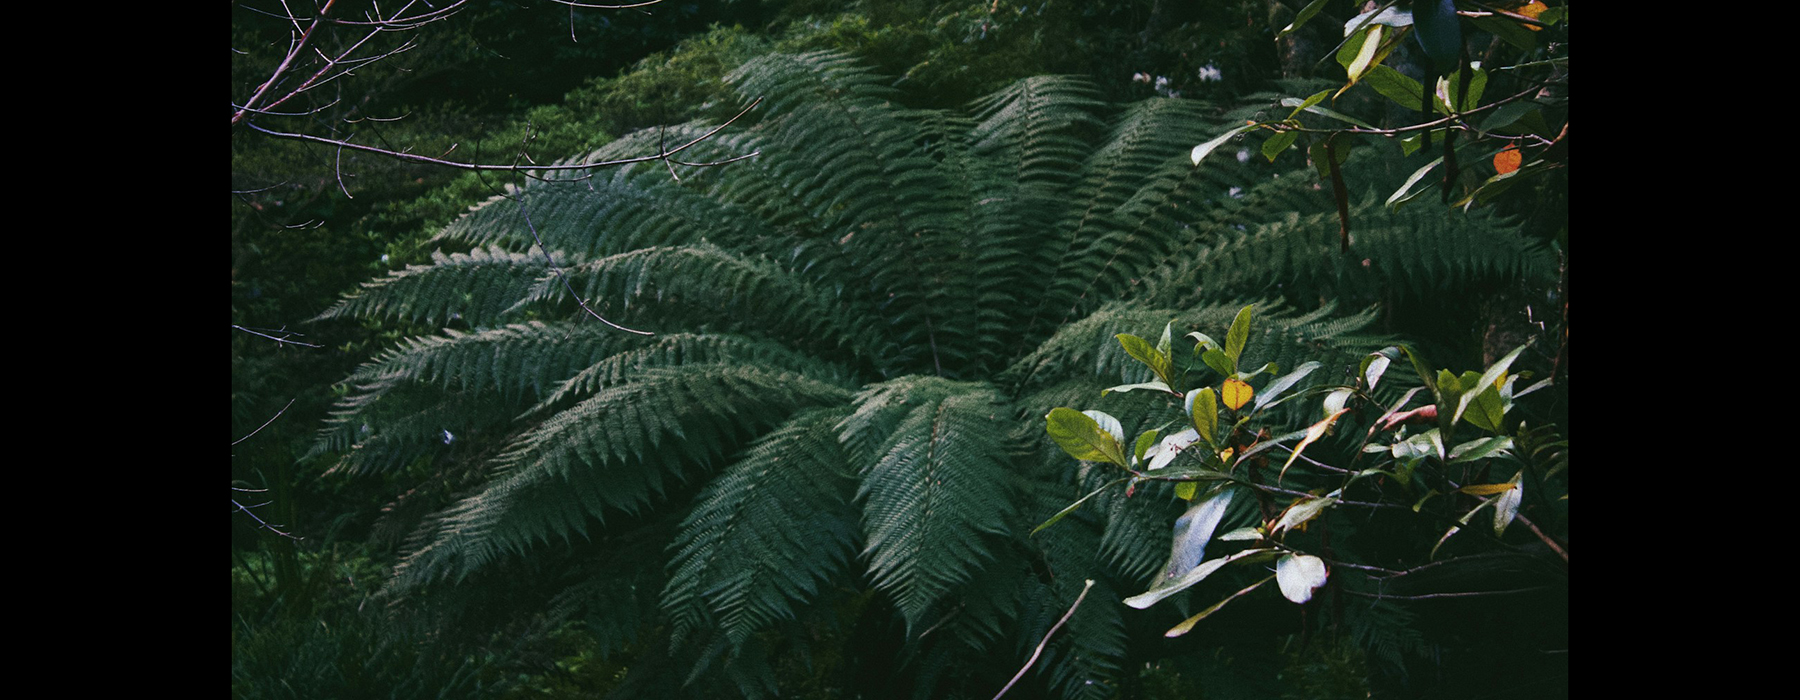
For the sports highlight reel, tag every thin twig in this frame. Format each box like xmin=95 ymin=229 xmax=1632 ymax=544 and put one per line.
xmin=232 ymin=493 xmax=298 ymax=536
xmin=1516 ymin=513 xmax=1569 ymax=563
xmin=232 ymin=324 xmax=323 ymax=347
xmin=243 ymin=96 xmax=764 ymax=175
xmin=993 ymin=579 xmax=1095 ymax=700
xmin=1342 ymin=586 xmax=1550 ymax=601
xmin=518 ymin=201 xmax=653 ymax=335
xmin=233 ymin=398 xmax=298 ymax=446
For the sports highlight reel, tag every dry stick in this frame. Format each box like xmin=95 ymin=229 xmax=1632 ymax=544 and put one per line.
xmin=231 ymin=324 xmax=323 ymax=348
xmin=993 ymin=579 xmax=1095 ymax=700
xmin=232 ymin=0 xmax=339 ymax=126
xmin=519 ymin=201 xmax=653 ymax=336
xmin=244 ymin=96 xmax=764 ymax=175
xmin=233 ymin=398 xmax=299 ymax=446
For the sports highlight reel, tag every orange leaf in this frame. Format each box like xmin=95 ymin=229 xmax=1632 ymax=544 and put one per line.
xmin=1493 ymin=145 xmax=1522 ymax=175
xmin=1515 ymin=1 xmax=1547 ymax=31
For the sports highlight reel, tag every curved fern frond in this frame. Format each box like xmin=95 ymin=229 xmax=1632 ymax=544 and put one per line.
xmin=316 ymin=246 xmax=557 ymax=326
xmin=662 ymin=407 xmax=860 ymax=648
xmin=341 ymin=321 xmax=638 ymax=404
xmin=389 ymin=366 xmax=852 ymax=589
xmin=436 ymin=149 xmax=779 ymax=259
xmin=530 ymin=332 xmax=858 ymax=414
xmin=1150 ymin=197 xmax=1554 ymax=310
xmin=540 ymin=243 xmax=889 ymax=365
xmin=845 ymin=379 xmax=1019 ymax=628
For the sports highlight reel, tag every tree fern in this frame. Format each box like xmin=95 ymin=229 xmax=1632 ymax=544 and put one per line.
xmin=314 ymin=52 xmax=1553 ymax=698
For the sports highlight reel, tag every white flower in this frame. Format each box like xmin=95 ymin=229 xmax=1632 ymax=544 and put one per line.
xmin=1197 ymin=64 xmax=1223 ymax=82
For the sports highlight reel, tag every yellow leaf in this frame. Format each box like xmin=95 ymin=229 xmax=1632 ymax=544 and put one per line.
xmin=1222 ymin=378 xmax=1254 ymax=410
xmin=1493 ymin=145 xmax=1522 ymax=174
xmin=1459 ymin=482 xmax=1520 ymax=496
xmin=1176 ymin=481 xmax=1198 ymax=501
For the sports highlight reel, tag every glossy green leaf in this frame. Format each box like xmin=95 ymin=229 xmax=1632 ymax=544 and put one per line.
xmin=1103 ymin=380 xmax=1174 ymax=395
xmin=1440 ymin=65 xmax=1488 ymax=112
xmin=1031 ymin=478 xmax=1128 ymax=535
xmin=1278 ymin=0 xmax=1332 ymax=39
xmin=1201 ymin=348 xmax=1235 ymax=378
xmin=1238 ymin=427 xmax=1311 ymax=462
xmin=1236 ymin=361 xmax=1279 ymax=381
xmin=1148 ymin=427 xmax=1202 ymax=471
xmin=1193 ymin=124 xmax=1258 ymax=166
xmin=1361 ymin=351 xmax=1393 ymax=389
xmin=1224 ymin=305 xmax=1253 ymax=364
xmin=1274 ymin=494 xmax=1336 ymax=535
xmin=1449 ymin=436 xmax=1514 ymax=463
xmin=1046 ymin=407 xmax=1126 ymax=466
xmin=1337 ymin=25 xmax=1389 ymax=98
xmin=1363 ymin=64 xmax=1424 ymax=111
xmin=1322 ymin=387 xmax=1354 ymax=417
xmin=1253 ymin=361 xmax=1322 ymax=412
xmin=1453 ymin=343 xmax=1528 ymax=427
xmin=1481 ymin=101 xmax=1539 ymax=133
xmin=1125 ymin=547 xmax=1275 ymax=610
xmin=1134 ymin=429 xmax=1162 ymax=463
xmin=1158 ymin=488 xmax=1235 ymax=578
xmin=1287 ymin=89 xmax=1332 ymax=120
xmin=1387 ymin=156 xmax=1444 ymax=212
xmin=1493 ymin=472 xmax=1523 ymax=535
xmin=1262 ymin=129 xmax=1300 ymax=162
xmin=1470 ymin=14 xmax=1536 ymax=52
xmin=1280 ymin=97 xmax=1377 ymax=129
xmin=1116 ymin=333 xmax=1172 ymax=383
xmin=1308 ymin=140 xmax=1332 ymax=180
xmin=1276 ymin=554 xmax=1329 ymax=604
xmin=1187 ymin=389 xmax=1218 ymax=447
xmin=1462 ymin=385 xmax=1509 ymax=432
xmin=1343 ymin=4 xmax=1414 ymax=35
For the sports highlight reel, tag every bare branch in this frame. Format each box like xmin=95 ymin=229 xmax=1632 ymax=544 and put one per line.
xmin=232 ymin=324 xmax=323 ymax=347
xmin=518 ymin=200 xmax=652 ymax=335
xmin=233 ymin=497 xmax=301 ymax=539
xmin=233 ymin=398 xmax=299 ymax=446
xmin=243 ymin=96 xmax=764 ymax=176
xmin=993 ymin=579 xmax=1095 ymax=700
xmin=547 ymin=0 xmax=665 ymax=9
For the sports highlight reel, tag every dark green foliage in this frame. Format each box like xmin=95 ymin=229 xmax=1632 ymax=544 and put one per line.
xmin=312 ymin=51 xmax=1551 ymax=698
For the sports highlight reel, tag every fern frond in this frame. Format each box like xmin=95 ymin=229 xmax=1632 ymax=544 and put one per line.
xmin=341 ymin=321 xmax=636 ymax=404
xmin=389 ymin=366 xmax=852 ymax=589
xmin=436 ymin=150 xmax=779 ymax=259
xmin=845 ymin=379 xmax=1019 ymax=628
xmin=1152 ymin=197 xmax=1554 ymax=310
xmin=530 ymin=332 xmax=858 ymax=414
xmin=662 ymin=408 xmax=859 ymax=648
xmin=316 ymin=246 xmax=557 ymax=326
xmin=1023 ymin=97 xmax=1228 ymax=334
